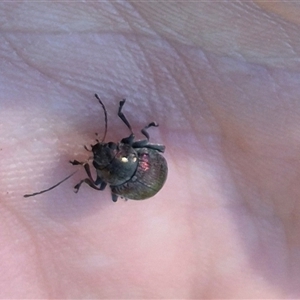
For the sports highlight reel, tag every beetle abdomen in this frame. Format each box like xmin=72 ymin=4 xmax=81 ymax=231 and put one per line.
xmin=111 ymin=148 xmax=167 ymax=200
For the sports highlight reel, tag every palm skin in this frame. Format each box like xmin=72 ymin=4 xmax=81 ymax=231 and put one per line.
xmin=1 ymin=2 xmax=300 ymax=298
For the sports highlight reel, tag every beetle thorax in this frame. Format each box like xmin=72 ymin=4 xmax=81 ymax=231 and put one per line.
xmin=92 ymin=141 xmax=138 ymax=186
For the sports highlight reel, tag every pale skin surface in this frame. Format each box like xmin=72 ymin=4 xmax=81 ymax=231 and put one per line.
xmin=1 ymin=1 xmax=300 ymax=298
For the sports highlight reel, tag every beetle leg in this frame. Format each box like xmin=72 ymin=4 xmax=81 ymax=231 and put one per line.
xmin=141 ymin=122 xmax=158 ymax=140
xmin=132 ymin=140 xmax=165 ymax=152
xmin=82 ymin=162 xmax=93 ymax=179
xmin=118 ymin=99 xmax=134 ymax=134
xmin=111 ymin=193 xmax=118 ymax=202
xmin=94 ymin=176 xmax=103 ymax=186
xmin=73 ymin=162 xmax=107 ymax=192
xmin=74 ymin=179 xmax=107 ymax=193
xmin=144 ymin=143 xmax=165 ymax=152
xmin=131 ymin=122 xmax=165 ymax=152
xmin=74 ymin=176 xmax=107 ymax=192
xmin=132 ymin=139 xmax=147 ymax=147
xmin=69 ymin=160 xmax=84 ymax=165
xmin=84 ymin=145 xmax=92 ymax=151
xmin=120 ymin=133 xmax=135 ymax=145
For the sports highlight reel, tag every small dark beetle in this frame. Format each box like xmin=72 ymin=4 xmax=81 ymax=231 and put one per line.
xmin=24 ymin=94 xmax=168 ymax=202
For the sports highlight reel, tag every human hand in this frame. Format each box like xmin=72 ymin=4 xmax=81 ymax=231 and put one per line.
xmin=1 ymin=2 xmax=300 ymax=298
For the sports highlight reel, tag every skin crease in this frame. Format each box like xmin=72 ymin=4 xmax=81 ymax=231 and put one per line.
xmin=1 ymin=1 xmax=300 ymax=298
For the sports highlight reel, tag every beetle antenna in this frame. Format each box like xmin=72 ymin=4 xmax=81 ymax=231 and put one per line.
xmin=94 ymin=94 xmax=107 ymax=142
xmin=23 ymin=170 xmax=78 ymax=198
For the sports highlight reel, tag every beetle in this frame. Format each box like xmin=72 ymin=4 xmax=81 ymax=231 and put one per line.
xmin=24 ymin=94 xmax=168 ymax=202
